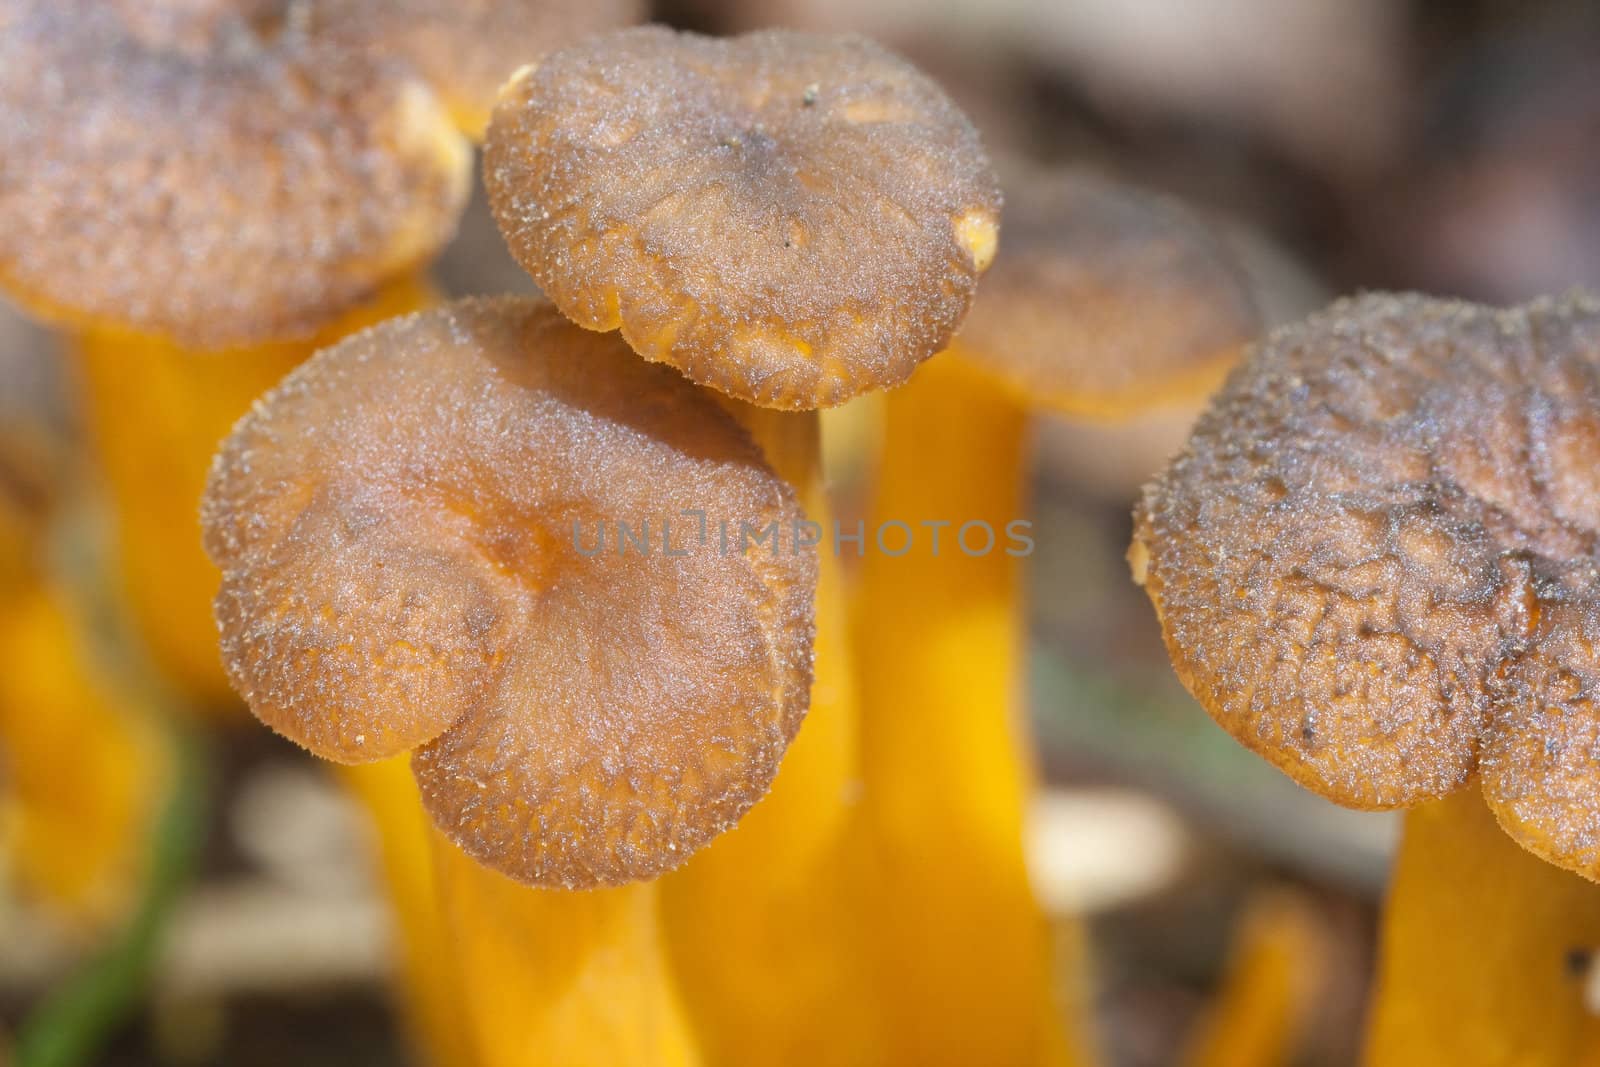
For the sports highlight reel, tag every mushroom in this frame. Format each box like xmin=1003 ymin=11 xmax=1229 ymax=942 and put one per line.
xmin=0 ymin=0 xmax=470 ymax=705
xmin=481 ymin=25 xmax=1001 ymax=1060
xmin=1132 ymin=292 xmax=1600 ymax=1064
xmin=307 ymin=0 xmax=647 ymax=141
xmin=486 ymin=25 xmax=1000 ymax=411
xmin=204 ymin=296 xmax=814 ymax=884
xmin=954 ymin=169 xmax=1257 ymax=419
xmin=854 ymin=167 xmax=1258 ymax=1064
xmin=204 ymin=294 xmax=813 ymax=1057
xmin=0 ymin=0 xmax=468 ymax=348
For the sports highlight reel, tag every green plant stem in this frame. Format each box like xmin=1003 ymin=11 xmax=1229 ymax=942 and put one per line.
xmin=15 ymin=723 xmax=208 ymax=1067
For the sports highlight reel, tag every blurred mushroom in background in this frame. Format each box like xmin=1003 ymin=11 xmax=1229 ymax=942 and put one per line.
xmin=701 ymin=0 xmax=1409 ymax=179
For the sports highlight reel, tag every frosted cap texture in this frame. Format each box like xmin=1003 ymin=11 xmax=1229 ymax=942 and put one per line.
xmin=485 ymin=25 xmax=1002 ymax=410
xmin=309 ymin=0 xmax=646 ymax=140
xmin=0 ymin=0 xmax=470 ymax=347
xmin=203 ymin=296 xmax=817 ymax=887
xmin=1133 ymin=292 xmax=1600 ymax=879
xmin=958 ymin=170 xmax=1258 ymax=416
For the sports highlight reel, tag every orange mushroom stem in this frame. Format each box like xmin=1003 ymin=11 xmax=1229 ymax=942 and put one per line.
xmin=425 ymin=824 xmax=701 ymax=1067
xmin=0 ymin=563 xmax=167 ymax=932
xmin=1180 ymin=890 xmax=1331 ymax=1067
xmin=855 ymin=169 xmax=1258 ymax=1065
xmin=855 ymin=353 xmax=1076 ymax=1065
xmin=1365 ymin=789 xmax=1600 ymax=1065
xmin=661 ymin=403 xmax=884 ymax=1064
xmin=203 ymin=296 xmax=821 ymax=1062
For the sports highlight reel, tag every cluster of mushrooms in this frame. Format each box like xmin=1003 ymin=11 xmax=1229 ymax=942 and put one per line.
xmin=7 ymin=2 xmax=1600 ymax=1066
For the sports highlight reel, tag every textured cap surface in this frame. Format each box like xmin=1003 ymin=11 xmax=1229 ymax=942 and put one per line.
xmin=0 ymin=0 xmax=470 ymax=347
xmin=203 ymin=296 xmax=816 ymax=887
xmin=485 ymin=26 xmax=1002 ymax=409
xmin=1132 ymin=292 xmax=1600 ymax=878
xmin=958 ymin=170 xmax=1258 ymax=417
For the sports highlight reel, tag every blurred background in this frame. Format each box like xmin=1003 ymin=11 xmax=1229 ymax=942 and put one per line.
xmin=5 ymin=0 xmax=1600 ymax=1064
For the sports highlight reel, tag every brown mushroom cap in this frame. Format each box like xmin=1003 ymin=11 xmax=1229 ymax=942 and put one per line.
xmin=956 ymin=169 xmax=1258 ymax=417
xmin=308 ymin=0 xmax=646 ymax=141
xmin=0 ymin=0 xmax=470 ymax=347
xmin=1132 ymin=292 xmax=1600 ymax=878
xmin=203 ymin=296 xmax=816 ymax=887
xmin=103 ymin=0 xmax=289 ymax=52
xmin=485 ymin=25 xmax=1002 ymax=410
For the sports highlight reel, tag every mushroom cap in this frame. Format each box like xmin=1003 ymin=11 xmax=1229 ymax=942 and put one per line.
xmin=1132 ymin=292 xmax=1600 ymax=878
xmin=103 ymin=0 xmax=289 ymax=52
xmin=309 ymin=0 xmax=646 ymax=141
xmin=956 ymin=169 xmax=1258 ymax=418
xmin=0 ymin=0 xmax=471 ymax=348
xmin=485 ymin=26 xmax=1002 ymax=410
xmin=203 ymin=296 xmax=816 ymax=888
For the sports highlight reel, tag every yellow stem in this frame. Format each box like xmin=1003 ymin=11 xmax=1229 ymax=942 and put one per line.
xmin=0 ymin=579 xmax=166 ymax=930
xmin=1180 ymin=891 xmax=1327 ymax=1067
xmin=855 ymin=354 xmax=1089 ymax=1066
xmin=68 ymin=276 xmax=435 ymax=709
xmin=337 ymin=760 xmax=473 ymax=1067
xmin=1365 ymin=788 xmax=1600 ymax=1066
xmin=427 ymin=828 xmax=700 ymax=1067
xmin=661 ymin=404 xmax=883 ymax=1065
